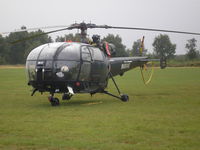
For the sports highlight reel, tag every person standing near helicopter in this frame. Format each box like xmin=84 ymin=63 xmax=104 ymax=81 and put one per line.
xmin=91 ymin=34 xmax=116 ymax=57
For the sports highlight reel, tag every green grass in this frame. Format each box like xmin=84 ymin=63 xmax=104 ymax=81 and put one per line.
xmin=167 ymin=60 xmax=200 ymax=67
xmin=0 ymin=67 xmax=200 ymax=150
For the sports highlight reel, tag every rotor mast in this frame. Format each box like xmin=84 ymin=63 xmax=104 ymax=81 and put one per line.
xmin=79 ymin=22 xmax=88 ymax=43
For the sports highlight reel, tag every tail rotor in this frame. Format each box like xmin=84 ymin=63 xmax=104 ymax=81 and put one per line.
xmin=139 ymin=36 xmax=154 ymax=85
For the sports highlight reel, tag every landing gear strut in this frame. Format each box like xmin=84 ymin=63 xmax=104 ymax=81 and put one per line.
xmin=104 ymin=72 xmax=129 ymax=102
xmin=103 ymin=91 xmax=129 ymax=102
xmin=48 ymin=94 xmax=60 ymax=106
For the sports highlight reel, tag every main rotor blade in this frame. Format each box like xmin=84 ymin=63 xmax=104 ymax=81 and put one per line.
xmin=6 ymin=22 xmax=200 ymax=44
xmin=1 ymin=25 xmax=69 ymax=35
xmin=94 ymin=25 xmax=200 ymax=36
xmin=10 ymin=26 xmax=73 ymax=44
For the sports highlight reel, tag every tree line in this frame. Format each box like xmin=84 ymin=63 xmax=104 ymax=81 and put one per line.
xmin=131 ymin=34 xmax=200 ymax=60
xmin=0 ymin=29 xmax=52 ymax=64
xmin=0 ymin=28 xmax=199 ymax=65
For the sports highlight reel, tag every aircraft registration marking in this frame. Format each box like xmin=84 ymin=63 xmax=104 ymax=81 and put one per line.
xmin=121 ymin=63 xmax=131 ymax=69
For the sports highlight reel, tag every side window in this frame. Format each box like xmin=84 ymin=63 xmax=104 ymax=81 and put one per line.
xmin=81 ymin=46 xmax=91 ymax=61
xmin=26 ymin=61 xmax=36 ymax=81
xmin=89 ymin=47 xmax=104 ymax=61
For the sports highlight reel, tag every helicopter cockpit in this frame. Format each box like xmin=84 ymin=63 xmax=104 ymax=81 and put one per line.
xmin=26 ymin=42 xmax=109 ymax=94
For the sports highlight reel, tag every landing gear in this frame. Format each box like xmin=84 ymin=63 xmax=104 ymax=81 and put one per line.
xmin=103 ymin=72 xmax=129 ymax=102
xmin=48 ymin=96 xmax=60 ymax=106
xmin=62 ymin=93 xmax=73 ymax=100
xmin=121 ymin=94 xmax=129 ymax=102
xmin=48 ymin=86 xmax=74 ymax=106
xmin=103 ymin=91 xmax=129 ymax=102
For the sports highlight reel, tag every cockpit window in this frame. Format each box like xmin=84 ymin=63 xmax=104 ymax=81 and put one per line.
xmin=81 ymin=46 xmax=91 ymax=61
xmin=26 ymin=61 xmax=36 ymax=81
xmin=57 ymin=44 xmax=80 ymax=60
xmin=27 ymin=44 xmax=47 ymax=60
xmin=38 ymin=43 xmax=64 ymax=60
xmin=89 ymin=47 xmax=104 ymax=61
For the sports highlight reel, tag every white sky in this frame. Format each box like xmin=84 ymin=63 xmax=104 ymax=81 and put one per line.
xmin=0 ymin=0 xmax=200 ymax=54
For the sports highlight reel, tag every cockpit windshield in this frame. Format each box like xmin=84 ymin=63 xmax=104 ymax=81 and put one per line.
xmin=26 ymin=44 xmax=47 ymax=60
xmin=26 ymin=42 xmax=82 ymax=82
xmin=57 ymin=44 xmax=80 ymax=60
xmin=38 ymin=43 xmax=64 ymax=60
xmin=27 ymin=42 xmax=81 ymax=61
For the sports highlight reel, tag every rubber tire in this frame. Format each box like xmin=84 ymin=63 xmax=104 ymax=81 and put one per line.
xmin=50 ymin=97 xmax=60 ymax=106
xmin=62 ymin=94 xmax=72 ymax=100
xmin=54 ymin=98 xmax=60 ymax=106
xmin=121 ymin=94 xmax=129 ymax=102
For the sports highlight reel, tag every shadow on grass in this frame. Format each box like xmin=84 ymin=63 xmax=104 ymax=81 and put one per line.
xmin=34 ymin=99 xmax=114 ymax=109
xmin=62 ymin=99 xmax=104 ymax=106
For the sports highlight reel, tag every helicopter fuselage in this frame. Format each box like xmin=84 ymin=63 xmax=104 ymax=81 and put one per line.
xmin=26 ymin=42 xmax=110 ymax=94
xmin=26 ymin=42 xmax=148 ymax=95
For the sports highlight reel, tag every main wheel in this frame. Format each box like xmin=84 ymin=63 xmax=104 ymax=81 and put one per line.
xmin=121 ymin=94 xmax=129 ymax=102
xmin=53 ymin=98 xmax=60 ymax=106
xmin=48 ymin=97 xmax=60 ymax=106
xmin=62 ymin=93 xmax=72 ymax=100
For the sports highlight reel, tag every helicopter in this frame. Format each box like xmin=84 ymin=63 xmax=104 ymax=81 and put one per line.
xmin=4 ymin=22 xmax=200 ymax=106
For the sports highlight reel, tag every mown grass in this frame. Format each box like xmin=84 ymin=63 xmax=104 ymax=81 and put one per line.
xmin=0 ymin=67 xmax=200 ymax=150
xmin=167 ymin=60 xmax=200 ymax=67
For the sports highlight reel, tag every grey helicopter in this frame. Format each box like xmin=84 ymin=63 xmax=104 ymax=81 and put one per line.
xmin=4 ymin=22 xmax=200 ymax=106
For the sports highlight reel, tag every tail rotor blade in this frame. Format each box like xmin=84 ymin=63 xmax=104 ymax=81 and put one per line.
xmin=139 ymin=36 xmax=145 ymax=55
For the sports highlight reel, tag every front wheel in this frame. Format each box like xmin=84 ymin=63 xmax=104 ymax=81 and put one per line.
xmin=48 ymin=97 xmax=60 ymax=106
xmin=62 ymin=93 xmax=72 ymax=100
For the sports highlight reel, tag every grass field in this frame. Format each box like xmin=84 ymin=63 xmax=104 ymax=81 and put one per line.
xmin=0 ymin=67 xmax=200 ymax=150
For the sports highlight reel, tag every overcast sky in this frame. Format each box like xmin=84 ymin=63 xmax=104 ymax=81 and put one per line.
xmin=1 ymin=0 xmax=200 ymax=54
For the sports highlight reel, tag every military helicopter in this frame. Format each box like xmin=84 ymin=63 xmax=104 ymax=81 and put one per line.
xmin=4 ymin=22 xmax=200 ymax=106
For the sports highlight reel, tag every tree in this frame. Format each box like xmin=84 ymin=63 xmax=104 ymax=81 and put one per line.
xmin=132 ymin=39 xmax=141 ymax=56
xmin=5 ymin=31 xmax=29 ymax=64
xmin=185 ymin=38 xmax=199 ymax=60
xmin=24 ymin=30 xmax=52 ymax=60
xmin=55 ymin=33 xmax=81 ymax=42
xmin=152 ymin=34 xmax=176 ymax=59
xmin=102 ymin=34 xmax=128 ymax=57
xmin=0 ymin=35 xmax=7 ymax=64
xmin=4 ymin=28 xmax=52 ymax=64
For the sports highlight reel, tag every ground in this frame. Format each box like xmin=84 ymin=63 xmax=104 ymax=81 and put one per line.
xmin=0 ymin=67 xmax=199 ymax=150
